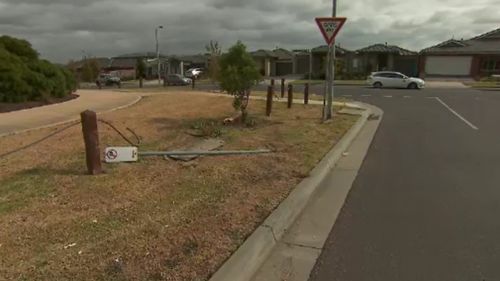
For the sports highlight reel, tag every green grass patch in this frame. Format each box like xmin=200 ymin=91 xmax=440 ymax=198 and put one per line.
xmin=0 ymin=168 xmax=57 ymax=214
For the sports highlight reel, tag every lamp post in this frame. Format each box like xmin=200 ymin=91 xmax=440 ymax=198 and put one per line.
xmin=155 ymin=25 xmax=164 ymax=85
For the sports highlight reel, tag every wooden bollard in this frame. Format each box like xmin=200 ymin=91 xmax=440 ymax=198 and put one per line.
xmin=81 ymin=110 xmax=102 ymax=175
xmin=281 ymin=78 xmax=285 ymax=98
xmin=191 ymin=76 xmax=196 ymax=89
xmin=266 ymin=85 xmax=273 ymax=116
xmin=287 ymin=84 xmax=293 ymax=108
xmin=270 ymin=79 xmax=275 ymax=86
xmin=304 ymin=83 xmax=309 ymax=105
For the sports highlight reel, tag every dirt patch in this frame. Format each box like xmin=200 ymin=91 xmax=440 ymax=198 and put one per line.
xmin=0 ymin=93 xmax=79 ymax=113
xmin=0 ymin=91 xmax=357 ymax=280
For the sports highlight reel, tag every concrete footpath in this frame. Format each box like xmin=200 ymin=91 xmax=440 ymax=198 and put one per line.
xmin=251 ymin=105 xmax=382 ymax=281
xmin=0 ymin=90 xmax=141 ymax=137
xmin=209 ymin=103 xmax=382 ymax=281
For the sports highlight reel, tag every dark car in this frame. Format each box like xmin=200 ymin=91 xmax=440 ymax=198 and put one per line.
xmin=96 ymin=73 xmax=121 ymax=89
xmin=165 ymin=74 xmax=192 ymax=86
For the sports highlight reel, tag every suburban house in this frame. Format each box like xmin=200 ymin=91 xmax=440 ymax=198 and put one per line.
xmin=105 ymin=52 xmax=169 ymax=80
xmin=250 ymin=46 xmax=353 ymax=78
xmin=419 ymin=27 xmax=500 ymax=80
xmin=310 ymin=45 xmax=353 ymax=77
xmin=179 ymin=54 xmax=210 ymax=74
xmin=355 ymin=44 xmax=419 ymax=77
xmin=251 ymin=49 xmax=296 ymax=77
xmin=69 ymin=57 xmax=111 ymax=80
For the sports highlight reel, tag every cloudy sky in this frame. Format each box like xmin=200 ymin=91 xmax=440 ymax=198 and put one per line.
xmin=1 ymin=0 xmax=498 ymax=63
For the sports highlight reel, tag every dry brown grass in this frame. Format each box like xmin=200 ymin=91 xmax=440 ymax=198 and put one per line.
xmin=0 ymin=91 xmax=357 ymax=281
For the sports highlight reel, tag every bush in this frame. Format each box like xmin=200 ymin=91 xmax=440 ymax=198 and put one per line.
xmin=0 ymin=36 xmax=76 ymax=103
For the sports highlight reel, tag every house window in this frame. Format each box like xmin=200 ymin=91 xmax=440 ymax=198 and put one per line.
xmin=481 ymin=58 xmax=500 ymax=72
xmin=352 ymin=58 xmax=359 ymax=69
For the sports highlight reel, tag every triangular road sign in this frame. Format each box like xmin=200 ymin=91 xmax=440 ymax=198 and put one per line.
xmin=315 ymin=17 xmax=347 ymax=46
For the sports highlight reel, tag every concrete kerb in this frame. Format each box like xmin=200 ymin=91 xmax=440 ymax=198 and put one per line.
xmin=209 ymin=103 xmax=376 ymax=281
xmin=0 ymin=96 xmax=142 ymax=139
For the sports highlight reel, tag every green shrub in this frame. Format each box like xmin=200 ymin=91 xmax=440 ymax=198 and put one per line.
xmin=0 ymin=36 xmax=76 ymax=103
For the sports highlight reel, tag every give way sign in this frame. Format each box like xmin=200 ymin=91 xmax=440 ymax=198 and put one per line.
xmin=315 ymin=17 xmax=347 ymax=46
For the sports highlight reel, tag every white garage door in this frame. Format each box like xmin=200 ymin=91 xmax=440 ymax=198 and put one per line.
xmin=425 ymin=56 xmax=472 ymax=76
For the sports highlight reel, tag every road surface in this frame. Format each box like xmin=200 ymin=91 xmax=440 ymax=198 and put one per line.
xmin=309 ymin=87 xmax=500 ymax=281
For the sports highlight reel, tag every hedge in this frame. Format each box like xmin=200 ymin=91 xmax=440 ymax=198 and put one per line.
xmin=0 ymin=35 xmax=76 ymax=103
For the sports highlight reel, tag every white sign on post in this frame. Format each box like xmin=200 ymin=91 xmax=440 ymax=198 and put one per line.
xmin=315 ymin=17 xmax=347 ymax=45
xmin=104 ymin=147 xmax=138 ymax=163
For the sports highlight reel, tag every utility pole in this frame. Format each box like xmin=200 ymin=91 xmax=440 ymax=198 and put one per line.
xmin=324 ymin=0 xmax=337 ymax=120
xmin=155 ymin=25 xmax=164 ymax=85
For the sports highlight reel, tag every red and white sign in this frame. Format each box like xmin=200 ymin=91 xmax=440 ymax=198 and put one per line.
xmin=315 ymin=17 xmax=347 ymax=46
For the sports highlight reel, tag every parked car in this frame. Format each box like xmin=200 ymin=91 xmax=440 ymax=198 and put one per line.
xmin=367 ymin=71 xmax=425 ymax=89
xmin=96 ymin=73 xmax=121 ymax=88
xmin=165 ymin=74 xmax=192 ymax=86
xmin=185 ymin=68 xmax=203 ymax=78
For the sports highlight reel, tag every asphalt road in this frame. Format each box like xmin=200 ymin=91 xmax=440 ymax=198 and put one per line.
xmin=308 ymin=87 xmax=500 ymax=281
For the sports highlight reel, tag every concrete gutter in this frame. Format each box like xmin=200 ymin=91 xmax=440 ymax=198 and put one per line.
xmin=209 ymin=102 xmax=382 ymax=281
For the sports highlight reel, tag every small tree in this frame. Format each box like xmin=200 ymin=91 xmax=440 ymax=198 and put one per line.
xmin=81 ymin=58 xmax=100 ymax=82
xmin=218 ymin=41 xmax=260 ymax=122
xmin=136 ymin=58 xmax=146 ymax=88
xmin=205 ymin=40 xmax=222 ymax=83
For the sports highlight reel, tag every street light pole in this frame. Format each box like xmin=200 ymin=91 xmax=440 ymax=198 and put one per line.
xmin=155 ymin=25 xmax=163 ymax=85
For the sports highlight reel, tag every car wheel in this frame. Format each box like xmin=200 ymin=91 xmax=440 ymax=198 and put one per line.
xmin=408 ymin=83 xmax=418 ymax=89
xmin=373 ymin=82 xmax=383 ymax=88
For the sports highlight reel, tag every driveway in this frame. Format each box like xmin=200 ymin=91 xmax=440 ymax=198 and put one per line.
xmin=309 ymin=87 xmax=500 ymax=280
xmin=0 ymin=90 xmax=141 ymax=137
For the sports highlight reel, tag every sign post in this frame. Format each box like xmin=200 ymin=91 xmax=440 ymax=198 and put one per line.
xmin=315 ymin=17 xmax=346 ymax=120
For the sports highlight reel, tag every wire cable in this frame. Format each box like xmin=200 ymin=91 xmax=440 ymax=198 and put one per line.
xmin=97 ymin=119 xmax=141 ymax=146
xmin=0 ymin=121 xmax=81 ymax=160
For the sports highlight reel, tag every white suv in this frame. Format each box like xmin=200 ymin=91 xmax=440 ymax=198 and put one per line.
xmin=367 ymin=71 xmax=425 ymax=89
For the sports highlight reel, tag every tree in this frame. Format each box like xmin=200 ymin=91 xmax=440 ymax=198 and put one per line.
xmin=136 ymin=58 xmax=146 ymax=88
xmin=205 ymin=40 xmax=222 ymax=83
xmin=0 ymin=35 xmax=75 ymax=103
xmin=80 ymin=58 xmax=100 ymax=82
xmin=218 ymin=41 xmax=260 ymax=122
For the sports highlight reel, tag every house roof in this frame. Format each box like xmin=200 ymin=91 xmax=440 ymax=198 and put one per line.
xmin=421 ymin=27 xmax=500 ymax=55
xmin=272 ymin=48 xmax=294 ymax=60
xmin=178 ymin=54 xmax=208 ymax=64
xmin=251 ymin=49 xmax=278 ymax=58
xmin=71 ymin=57 xmax=111 ymax=69
xmin=108 ymin=58 xmax=137 ymax=69
xmin=471 ymin=27 xmax=500 ymax=40
xmin=311 ymin=45 xmax=351 ymax=55
xmin=249 ymin=48 xmax=296 ymax=60
xmin=115 ymin=52 xmax=168 ymax=59
xmin=356 ymin=44 xmax=417 ymax=56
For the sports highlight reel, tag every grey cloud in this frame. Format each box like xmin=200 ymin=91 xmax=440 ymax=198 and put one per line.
xmin=0 ymin=0 xmax=498 ymax=63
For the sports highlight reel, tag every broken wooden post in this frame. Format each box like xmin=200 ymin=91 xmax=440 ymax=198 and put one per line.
xmin=304 ymin=83 xmax=309 ymax=105
xmin=266 ymin=85 xmax=273 ymax=116
xmin=81 ymin=110 xmax=103 ymax=175
xmin=287 ymin=84 xmax=293 ymax=109
xmin=281 ymin=78 xmax=285 ymax=98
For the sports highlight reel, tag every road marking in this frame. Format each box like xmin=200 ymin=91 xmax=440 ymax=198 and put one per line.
xmin=432 ymin=97 xmax=479 ymax=130
xmin=425 ymin=96 xmax=438 ymax=99
xmin=361 ymin=95 xmax=371 ymax=97
xmin=403 ymin=96 xmax=411 ymax=98
xmin=383 ymin=95 xmax=392 ymax=98
xmin=341 ymin=95 xmax=352 ymax=97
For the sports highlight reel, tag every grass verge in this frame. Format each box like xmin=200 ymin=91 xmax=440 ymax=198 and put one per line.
xmin=0 ymin=91 xmax=357 ymax=280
